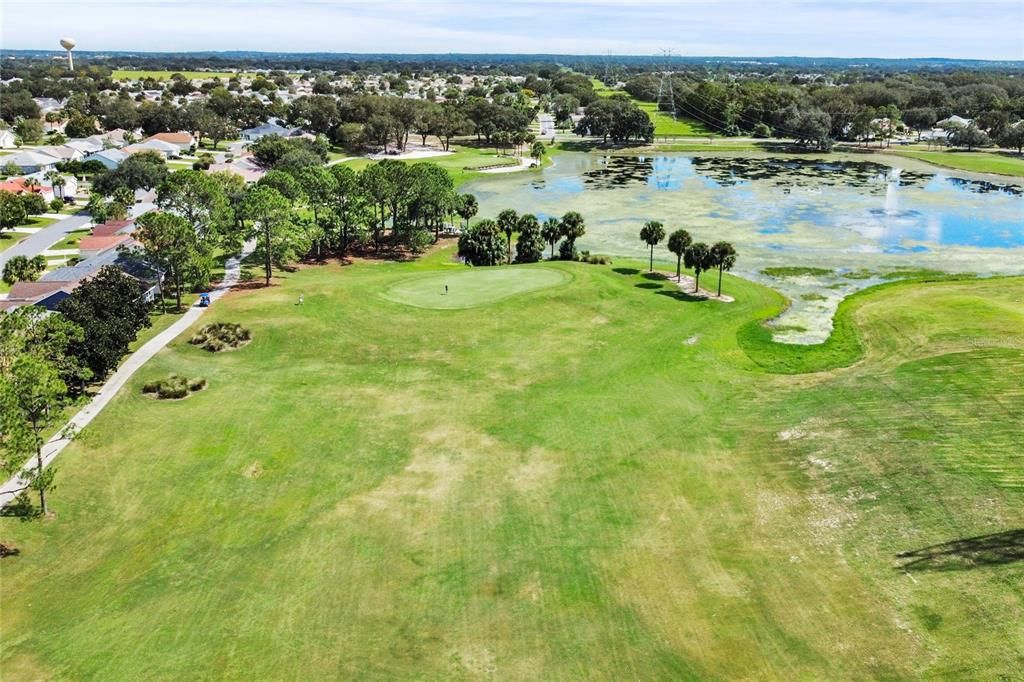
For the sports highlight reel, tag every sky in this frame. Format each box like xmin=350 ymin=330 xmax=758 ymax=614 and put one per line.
xmin=3 ymin=0 xmax=1023 ymax=60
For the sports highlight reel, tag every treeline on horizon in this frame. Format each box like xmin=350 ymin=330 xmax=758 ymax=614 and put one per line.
xmin=2 ymin=51 xmax=1023 ymax=77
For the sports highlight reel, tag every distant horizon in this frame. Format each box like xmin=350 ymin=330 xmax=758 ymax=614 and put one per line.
xmin=4 ymin=1 xmax=1022 ymax=61
xmin=4 ymin=49 xmax=1022 ymax=67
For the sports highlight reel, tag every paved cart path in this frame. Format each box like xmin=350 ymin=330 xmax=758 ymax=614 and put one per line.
xmin=0 ymin=245 xmax=253 ymax=508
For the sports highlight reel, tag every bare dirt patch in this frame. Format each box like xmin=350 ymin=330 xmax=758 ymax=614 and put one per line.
xmin=653 ymin=271 xmax=735 ymax=302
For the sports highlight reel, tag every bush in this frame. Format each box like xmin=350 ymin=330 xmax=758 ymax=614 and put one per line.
xmin=190 ymin=322 xmax=251 ymax=352
xmin=457 ymin=219 xmax=506 ymax=266
xmin=557 ymin=239 xmax=578 ymax=261
xmin=49 ymin=198 xmax=64 ymax=213
xmin=142 ymin=374 xmax=207 ymax=399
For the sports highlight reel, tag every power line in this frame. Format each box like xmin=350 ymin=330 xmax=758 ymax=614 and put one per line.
xmin=656 ymin=49 xmax=677 ymax=121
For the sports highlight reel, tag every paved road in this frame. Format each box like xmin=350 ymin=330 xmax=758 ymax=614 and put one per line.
xmin=0 ymin=243 xmax=254 ymax=508
xmin=0 ymin=202 xmax=154 ymax=272
xmin=0 ymin=213 xmax=92 ymax=271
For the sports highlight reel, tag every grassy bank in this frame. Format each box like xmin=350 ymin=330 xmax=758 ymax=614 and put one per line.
xmin=591 ymin=78 xmax=714 ymax=137
xmin=891 ymin=149 xmax=1024 ymax=177
xmin=2 ymin=247 xmax=1022 ymax=679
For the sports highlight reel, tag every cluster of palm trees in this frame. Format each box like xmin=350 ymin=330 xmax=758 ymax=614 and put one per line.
xmin=639 ymin=221 xmax=737 ymax=297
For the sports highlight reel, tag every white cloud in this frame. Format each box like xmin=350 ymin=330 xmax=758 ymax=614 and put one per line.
xmin=2 ymin=0 xmax=1022 ymax=59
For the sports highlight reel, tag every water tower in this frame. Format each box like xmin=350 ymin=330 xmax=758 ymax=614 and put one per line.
xmin=59 ymin=38 xmax=76 ymax=71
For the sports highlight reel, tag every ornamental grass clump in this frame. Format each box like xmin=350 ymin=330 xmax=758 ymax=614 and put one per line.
xmin=142 ymin=374 xmax=206 ymax=400
xmin=190 ymin=322 xmax=251 ymax=352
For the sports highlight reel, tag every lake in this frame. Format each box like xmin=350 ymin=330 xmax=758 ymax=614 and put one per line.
xmin=465 ymin=152 xmax=1024 ymax=342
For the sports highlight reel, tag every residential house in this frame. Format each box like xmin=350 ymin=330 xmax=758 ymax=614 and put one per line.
xmin=0 ymin=281 xmax=75 ymax=312
xmin=78 ymin=234 xmax=133 ymax=258
xmin=83 ymin=148 xmax=128 ymax=169
xmin=91 ymin=219 xmax=135 ymax=237
xmin=23 ymin=171 xmax=79 ymax=200
xmin=937 ymin=115 xmax=973 ymax=129
xmin=207 ymin=156 xmax=265 ymax=183
xmin=3 ymin=149 xmax=61 ymax=173
xmin=33 ymin=248 xmax=163 ymax=307
xmin=145 ymin=132 xmax=195 ymax=154
xmin=64 ymin=138 xmax=105 ymax=155
xmin=32 ymin=97 xmax=64 ymax=114
xmin=0 ymin=128 xmax=16 ymax=149
xmin=35 ymin=145 xmax=84 ymax=163
xmin=241 ymin=121 xmax=300 ymax=140
xmin=121 ymin=139 xmax=181 ymax=159
xmin=93 ymin=129 xmax=132 ymax=147
xmin=0 ymin=177 xmax=55 ymax=203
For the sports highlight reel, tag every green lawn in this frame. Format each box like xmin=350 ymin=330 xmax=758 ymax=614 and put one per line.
xmin=57 ymin=228 xmax=90 ymax=250
xmin=0 ymin=217 xmax=58 ymax=253
xmin=339 ymin=144 xmax=532 ymax=187
xmin=0 ymin=231 xmax=28 ymax=253
xmin=591 ymin=78 xmax=715 ymax=137
xmin=1 ymin=245 xmax=1022 ymax=679
xmin=381 ymin=266 xmax=569 ymax=309
xmin=892 ymin=149 xmax=1024 ymax=177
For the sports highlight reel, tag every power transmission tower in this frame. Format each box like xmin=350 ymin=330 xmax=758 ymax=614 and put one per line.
xmin=656 ymin=49 xmax=677 ymax=120
xmin=603 ymin=50 xmax=614 ymax=85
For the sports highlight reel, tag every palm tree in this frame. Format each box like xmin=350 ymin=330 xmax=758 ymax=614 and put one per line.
xmin=530 ymin=140 xmax=545 ymax=166
xmin=45 ymin=171 xmax=66 ymax=200
xmin=709 ymin=241 xmax=737 ymax=297
xmin=559 ymin=211 xmax=586 ymax=257
xmin=23 ymin=177 xmax=41 ymax=193
xmin=639 ymin=220 xmax=666 ymax=272
xmin=541 ymin=217 xmax=561 ymax=258
xmin=684 ymin=242 xmax=711 ymax=293
xmin=496 ymin=208 xmax=518 ymax=264
xmin=667 ymin=229 xmax=692 ymax=280
xmin=457 ymin=193 xmax=477 ymax=231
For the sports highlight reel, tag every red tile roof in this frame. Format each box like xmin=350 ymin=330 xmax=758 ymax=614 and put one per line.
xmin=0 ymin=179 xmax=46 ymax=195
xmin=148 ymin=132 xmax=194 ymax=145
xmin=79 ymin=234 xmax=130 ymax=253
xmin=92 ymin=219 xmax=134 ymax=237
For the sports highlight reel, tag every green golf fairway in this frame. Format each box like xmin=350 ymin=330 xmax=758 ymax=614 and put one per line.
xmin=2 ymin=249 xmax=1022 ymax=680
xmin=381 ymin=266 xmax=569 ymax=309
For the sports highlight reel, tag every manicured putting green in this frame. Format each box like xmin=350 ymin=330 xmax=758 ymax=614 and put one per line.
xmin=381 ymin=266 xmax=568 ymax=309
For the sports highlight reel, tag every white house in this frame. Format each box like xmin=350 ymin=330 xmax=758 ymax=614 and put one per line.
xmin=32 ymin=97 xmax=65 ymax=114
xmin=145 ymin=132 xmax=195 ymax=153
xmin=24 ymin=171 xmax=79 ymax=200
xmin=0 ymin=128 xmax=16 ymax=149
xmin=122 ymin=139 xmax=181 ymax=159
xmin=35 ymin=145 xmax=84 ymax=163
xmin=937 ymin=115 xmax=973 ymax=129
xmin=241 ymin=121 xmax=299 ymax=140
xmin=65 ymin=138 xmax=105 ymax=155
xmin=3 ymin=149 xmax=62 ymax=173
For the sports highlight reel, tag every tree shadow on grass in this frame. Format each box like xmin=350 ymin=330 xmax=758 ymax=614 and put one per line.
xmin=641 ymin=272 xmax=667 ymax=281
xmin=656 ymin=289 xmax=707 ymax=303
xmin=896 ymin=529 xmax=1024 ymax=572
xmin=612 ymin=267 xmax=639 ymax=276
xmin=635 ymin=282 xmax=663 ymax=290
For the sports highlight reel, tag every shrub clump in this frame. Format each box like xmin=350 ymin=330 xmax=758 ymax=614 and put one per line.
xmin=577 ymin=250 xmax=612 ymax=265
xmin=142 ymin=374 xmax=206 ymax=400
xmin=190 ymin=322 xmax=251 ymax=352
